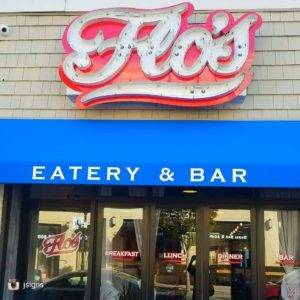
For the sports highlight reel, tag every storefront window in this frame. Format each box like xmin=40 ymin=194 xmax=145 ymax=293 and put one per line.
xmin=101 ymin=208 xmax=143 ymax=299
xmin=265 ymin=210 xmax=300 ymax=300
xmin=155 ymin=208 xmax=196 ymax=300
xmin=26 ymin=210 xmax=90 ymax=300
xmin=209 ymin=209 xmax=251 ymax=299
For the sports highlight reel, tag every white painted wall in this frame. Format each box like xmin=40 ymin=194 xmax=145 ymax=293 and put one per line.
xmin=1 ymin=0 xmax=300 ymax=12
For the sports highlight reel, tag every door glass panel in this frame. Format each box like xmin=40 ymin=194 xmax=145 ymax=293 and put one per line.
xmin=101 ymin=208 xmax=143 ymax=299
xmin=265 ymin=210 xmax=300 ymax=300
xmin=155 ymin=208 xmax=196 ymax=300
xmin=209 ymin=209 xmax=251 ymax=299
xmin=26 ymin=210 xmax=90 ymax=300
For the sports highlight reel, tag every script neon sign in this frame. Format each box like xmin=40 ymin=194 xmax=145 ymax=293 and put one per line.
xmin=59 ymin=3 xmax=262 ymax=108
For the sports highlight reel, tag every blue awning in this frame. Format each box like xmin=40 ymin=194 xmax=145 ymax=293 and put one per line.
xmin=0 ymin=119 xmax=300 ymax=187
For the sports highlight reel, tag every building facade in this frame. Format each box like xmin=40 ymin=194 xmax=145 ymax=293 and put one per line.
xmin=0 ymin=0 xmax=300 ymax=299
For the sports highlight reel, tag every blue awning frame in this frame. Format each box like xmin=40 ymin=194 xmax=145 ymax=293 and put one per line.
xmin=0 ymin=119 xmax=299 ymax=187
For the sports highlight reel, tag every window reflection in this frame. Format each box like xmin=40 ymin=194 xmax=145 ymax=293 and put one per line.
xmin=265 ymin=210 xmax=300 ymax=300
xmin=26 ymin=211 xmax=90 ymax=300
xmin=209 ymin=209 xmax=251 ymax=300
xmin=155 ymin=208 xmax=196 ymax=300
xmin=101 ymin=208 xmax=143 ymax=300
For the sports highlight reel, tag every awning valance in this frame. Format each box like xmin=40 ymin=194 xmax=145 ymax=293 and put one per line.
xmin=1 ymin=120 xmax=299 ymax=187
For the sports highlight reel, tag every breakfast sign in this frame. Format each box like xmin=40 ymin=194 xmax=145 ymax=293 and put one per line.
xmin=59 ymin=3 xmax=262 ymax=108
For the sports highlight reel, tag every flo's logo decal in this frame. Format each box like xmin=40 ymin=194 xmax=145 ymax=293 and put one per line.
xmin=59 ymin=3 xmax=262 ymax=108
xmin=42 ymin=231 xmax=82 ymax=257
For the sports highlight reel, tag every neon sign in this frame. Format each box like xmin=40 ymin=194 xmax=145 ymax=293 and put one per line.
xmin=59 ymin=3 xmax=262 ymax=108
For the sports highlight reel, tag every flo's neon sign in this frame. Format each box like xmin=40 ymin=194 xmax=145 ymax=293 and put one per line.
xmin=59 ymin=3 xmax=262 ymax=108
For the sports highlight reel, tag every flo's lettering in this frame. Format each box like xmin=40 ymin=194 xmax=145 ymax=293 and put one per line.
xmin=59 ymin=3 xmax=262 ymax=108
xmin=42 ymin=231 xmax=82 ymax=257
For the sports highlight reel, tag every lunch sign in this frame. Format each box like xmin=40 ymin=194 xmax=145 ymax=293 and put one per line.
xmin=59 ymin=3 xmax=262 ymax=108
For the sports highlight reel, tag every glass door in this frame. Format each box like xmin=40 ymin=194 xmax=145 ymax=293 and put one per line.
xmin=264 ymin=210 xmax=300 ymax=300
xmin=25 ymin=209 xmax=91 ymax=300
xmin=100 ymin=207 xmax=143 ymax=299
xmin=96 ymin=204 xmax=253 ymax=300
xmin=209 ymin=209 xmax=252 ymax=300
xmin=154 ymin=208 xmax=196 ymax=300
